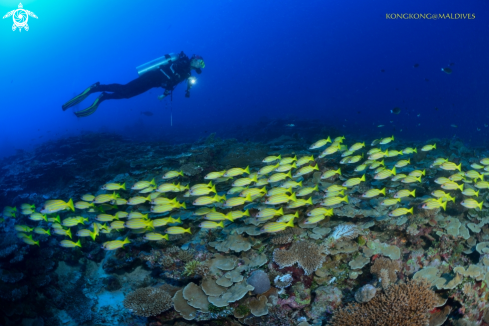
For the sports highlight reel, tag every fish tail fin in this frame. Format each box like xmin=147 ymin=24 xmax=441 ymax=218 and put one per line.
xmin=260 ymin=187 xmax=267 ymax=194
xmin=459 ymin=184 xmax=464 ymax=191
xmin=442 ymin=201 xmax=447 ymax=211
xmin=456 ymin=164 xmax=461 ymax=172
xmin=218 ymin=221 xmax=224 ymax=228
xmin=344 ymin=196 xmax=349 ymax=204
xmin=307 ymin=197 xmax=312 ymax=205
xmin=314 ymin=184 xmax=319 ymax=191
xmin=289 ymin=193 xmax=297 ymax=202
xmin=286 ymin=219 xmax=294 ymax=228
xmin=291 ymin=162 xmax=297 ymax=168
xmin=185 ymin=228 xmax=192 ymax=234
xmin=286 ymin=171 xmax=292 ymax=178
xmin=211 ymin=185 xmax=217 ymax=193
xmin=479 ymin=201 xmax=484 ymax=210
xmin=42 ymin=214 xmax=47 ymax=222
xmin=476 ymin=190 xmax=480 ymax=197
xmin=381 ymin=188 xmax=386 ymax=196
xmin=411 ymin=189 xmax=416 ymax=197
xmin=35 ymin=240 xmax=40 ymax=247
xmin=181 ymin=202 xmax=187 ymax=209
xmin=392 ymin=167 xmax=396 ymax=176
xmin=68 ymin=198 xmax=75 ymax=212
xmin=150 ymin=178 xmax=156 ymax=187
xmin=294 ymin=211 xmax=299 ymax=217
xmin=76 ymin=240 xmax=81 ymax=247
xmin=120 ymin=182 xmax=126 ymax=190
xmin=337 ymin=168 xmax=342 ymax=175
xmin=245 ymin=194 xmax=252 ymax=202
xmin=163 ymin=234 xmax=169 ymax=240
xmin=417 ymin=176 xmax=422 ymax=183
xmin=298 ymin=181 xmax=303 ymax=187
xmin=391 ymin=135 xmax=395 ymax=140
xmin=244 ymin=166 xmax=250 ymax=174
xmin=277 ymin=155 xmax=282 ymax=160
xmin=408 ymin=207 xmax=413 ymax=214
xmin=360 ymin=174 xmax=365 ymax=181
xmin=123 ymin=237 xmax=131 ymax=244
xmin=67 ymin=229 xmax=72 ymax=239
xmin=179 ymin=170 xmax=184 ymax=176
xmin=46 ymin=229 xmax=51 ymax=236
xmin=313 ymin=164 xmax=319 ymax=171
xmin=175 ymin=217 xmax=182 ymax=224
xmin=278 ymin=207 xmax=284 ymax=216
xmin=433 ymin=143 xmax=437 ymax=149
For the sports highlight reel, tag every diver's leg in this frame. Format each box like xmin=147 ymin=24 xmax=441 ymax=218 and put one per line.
xmin=62 ymin=82 xmax=100 ymax=111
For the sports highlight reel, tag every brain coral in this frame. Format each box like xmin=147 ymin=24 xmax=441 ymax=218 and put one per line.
xmin=273 ymin=240 xmax=325 ymax=275
xmin=123 ymin=287 xmax=172 ymax=317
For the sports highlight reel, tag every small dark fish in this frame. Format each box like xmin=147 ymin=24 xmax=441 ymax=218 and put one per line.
xmin=435 ymin=107 xmax=439 ymax=111
xmin=395 ymin=88 xmax=399 ymax=91
xmin=391 ymin=107 xmax=401 ymax=114
xmin=357 ymin=111 xmax=361 ymax=114
xmin=380 ymin=69 xmax=385 ymax=73
xmin=424 ymin=78 xmax=429 ymax=82
xmin=441 ymin=67 xmax=452 ymax=74
xmin=141 ymin=111 xmax=154 ymax=116
xmin=413 ymin=63 xmax=419 ymax=68
xmin=449 ymin=62 xmax=455 ymax=66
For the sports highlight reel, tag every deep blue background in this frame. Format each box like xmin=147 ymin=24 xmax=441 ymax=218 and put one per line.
xmin=1 ymin=0 xmax=488 ymax=157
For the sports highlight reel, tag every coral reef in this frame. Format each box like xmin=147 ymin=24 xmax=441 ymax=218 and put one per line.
xmin=273 ymin=240 xmax=326 ymax=275
xmin=123 ymin=287 xmax=172 ymax=317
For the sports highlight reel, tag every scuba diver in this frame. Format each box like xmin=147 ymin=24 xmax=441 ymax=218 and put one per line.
xmin=62 ymin=51 xmax=205 ymax=117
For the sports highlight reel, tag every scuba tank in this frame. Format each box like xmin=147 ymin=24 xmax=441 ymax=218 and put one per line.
xmin=136 ymin=53 xmax=179 ymax=76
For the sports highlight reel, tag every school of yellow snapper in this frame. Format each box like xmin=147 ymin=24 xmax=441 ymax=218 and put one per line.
xmin=3 ymin=134 xmax=488 ymax=251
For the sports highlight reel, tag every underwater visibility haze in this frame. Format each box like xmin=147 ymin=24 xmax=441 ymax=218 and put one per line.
xmin=1 ymin=0 xmax=489 ymax=325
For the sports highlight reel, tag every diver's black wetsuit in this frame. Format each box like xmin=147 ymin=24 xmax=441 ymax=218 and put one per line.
xmin=95 ymin=52 xmax=194 ymax=101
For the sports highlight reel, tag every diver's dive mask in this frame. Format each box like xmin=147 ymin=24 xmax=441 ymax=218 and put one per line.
xmin=191 ymin=55 xmax=205 ymax=69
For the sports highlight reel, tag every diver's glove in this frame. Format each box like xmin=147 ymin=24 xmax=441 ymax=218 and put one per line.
xmin=158 ymin=89 xmax=171 ymax=100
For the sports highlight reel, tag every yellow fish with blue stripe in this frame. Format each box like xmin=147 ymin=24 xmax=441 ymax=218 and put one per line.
xmin=260 ymin=219 xmax=294 ymax=233
xmin=41 ymin=199 xmax=75 ymax=214
xmin=102 ymin=237 xmax=131 ymax=250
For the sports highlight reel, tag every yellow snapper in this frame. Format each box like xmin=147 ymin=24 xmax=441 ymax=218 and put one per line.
xmin=263 ymin=155 xmax=281 ymax=163
xmin=151 ymin=202 xmax=186 ymax=213
xmin=115 ymin=198 xmax=128 ymax=205
xmin=34 ymin=227 xmax=50 ymax=236
xmin=139 ymin=186 xmax=156 ymax=194
xmin=233 ymin=175 xmax=258 ymax=187
xmin=319 ymin=144 xmax=340 ymax=157
xmin=386 ymin=150 xmax=403 ymax=157
xmin=132 ymin=179 xmax=156 ymax=190
xmin=449 ymin=172 xmax=464 ymax=182
xmin=22 ymin=236 xmax=40 ymax=246
xmin=62 ymin=216 xmax=88 ymax=227
xmin=93 ymin=193 xmax=119 ymax=204
xmin=402 ymin=147 xmax=417 ymax=154
xmin=228 ymin=186 xmax=246 ymax=195
xmin=441 ymin=181 xmax=463 ymax=191
xmin=388 ymin=207 xmax=413 ymax=217
xmin=227 ymin=210 xmax=250 ymax=220
xmin=190 ymin=185 xmax=217 ymax=196
xmin=21 ymin=204 xmax=35 ymax=210
xmin=368 ymin=148 xmax=381 ymax=155
xmin=151 ymin=197 xmax=178 ymax=205
xmin=60 ymin=240 xmax=81 ymax=248
xmin=265 ymin=193 xmax=296 ymax=205
xmin=275 ymin=163 xmax=296 ymax=173
xmin=276 ymin=211 xmax=299 ymax=223
xmin=472 ymin=163 xmax=484 ymax=169
xmin=96 ymin=214 xmax=117 ymax=222
xmin=53 ymin=228 xmax=72 ymax=239
xmin=439 ymin=162 xmax=461 ymax=172
xmin=293 ymin=164 xmax=319 ymax=177
xmin=156 ymin=183 xmax=181 ymax=193
xmin=193 ymin=195 xmax=226 ymax=206
xmin=194 ymin=207 xmax=216 ymax=216
xmin=223 ymin=194 xmax=253 ymax=208
xmin=324 ymin=190 xmax=344 ymax=198
xmin=153 ymin=217 xmax=181 ymax=227
xmin=465 ymin=170 xmax=484 ymax=181
xmin=258 ymin=164 xmax=280 ymax=176
xmin=114 ymin=211 xmax=129 ymax=219
xmin=240 ymin=187 xmax=267 ymax=198
xmin=127 ymin=195 xmax=151 ymax=205
xmin=379 ymin=135 xmax=394 ymax=145
xmin=199 ymin=221 xmax=225 ymax=229
xmin=162 ymin=170 xmax=184 ymax=179
xmin=380 ymin=198 xmax=401 ymax=206
xmin=41 ymin=199 xmax=75 ymax=214
xmin=409 ymin=170 xmax=425 ymax=177
xmin=422 ymin=199 xmax=446 ymax=211
xmin=481 ymin=158 xmax=489 ymax=165
xmin=287 ymin=197 xmax=312 ymax=209
xmin=349 ymin=142 xmax=365 ymax=152
xmin=421 ymin=144 xmax=436 ymax=152
xmin=355 ymin=164 xmax=367 ymax=172
xmin=279 ymin=156 xmax=297 ymax=166
xmin=368 ymin=150 xmax=388 ymax=160
xmin=461 ymin=199 xmax=484 ymax=210
xmin=127 ymin=212 xmax=148 ymax=219
xmin=334 ymin=136 xmax=345 ymax=143
xmin=267 ymin=187 xmax=291 ymax=197
xmin=268 ymin=171 xmax=292 ymax=183
xmin=205 ymin=212 xmax=234 ymax=222
xmin=261 ymin=219 xmax=294 ymax=233
xmin=395 ymin=159 xmax=410 ymax=168
xmin=362 ymin=188 xmax=386 ymax=198
xmin=401 ymin=176 xmax=422 ymax=184
xmin=165 ymin=227 xmax=191 ymax=235
xmin=342 ymin=174 xmax=365 ymax=187
xmin=102 ymin=182 xmax=126 ymax=191
xmin=256 ymin=207 xmax=283 ymax=218
xmin=81 ymin=194 xmax=95 ymax=202
xmin=29 ymin=213 xmax=47 ymax=222
xmin=326 ymin=185 xmax=347 ymax=192
xmin=281 ymin=180 xmax=302 ymax=188
xmin=431 ymin=158 xmax=448 ymax=167
xmin=22 ymin=208 xmax=34 ymax=215
xmin=374 ymin=167 xmax=396 ymax=180
xmin=296 ymin=185 xmax=319 ymax=197
xmin=321 ymin=196 xmax=348 ymax=206
xmin=75 ymin=201 xmax=95 ymax=210
xmin=223 ymin=166 xmax=250 ymax=177
xmin=144 ymin=232 xmax=169 ymax=241
xmin=296 ymin=155 xmax=315 ymax=167
xmin=347 ymin=155 xmax=363 ymax=164
xmin=102 ymin=238 xmax=131 ymax=250
xmin=369 ymin=160 xmax=385 ymax=169
xmin=304 ymin=214 xmax=327 ymax=224
xmin=394 ymin=189 xmax=415 ymax=198
xmin=309 ymin=137 xmax=332 ymax=149
xmin=475 ymin=181 xmax=489 ymax=189
xmin=204 ymin=170 xmax=227 ymax=180
xmin=462 ymin=188 xmax=479 ymax=197
xmin=77 ymin=229 xmax=97 ymax=241
xmin=125 ymin=218 xmax=154 ymax=229
xmin=307 ymin=207 xmax=333 ymax=217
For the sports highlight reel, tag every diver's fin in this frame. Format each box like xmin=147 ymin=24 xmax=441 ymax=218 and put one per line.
xmin=62 ymin=82 xmax=100 ymax=111
xmin=74 ymin=92 xmax=105 ymax=118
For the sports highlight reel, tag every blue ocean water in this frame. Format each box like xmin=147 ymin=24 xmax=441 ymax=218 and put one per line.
xmin=1 ymin=0 xmax=488 ymax=158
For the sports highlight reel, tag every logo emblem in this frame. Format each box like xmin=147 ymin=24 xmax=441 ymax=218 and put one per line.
xmin=3 ymin=3 xmax=38 ymax=32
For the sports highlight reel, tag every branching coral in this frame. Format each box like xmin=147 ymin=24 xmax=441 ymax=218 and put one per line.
xmin=271 ymin=227 xmax=303 ymax=245
xmin=123 ymin=287 xmax=172 ymax=317
xmin=273 ymin=240 xmax=325 ymax=275
xmin=330 ymin=279 xmax=437 ymax=326
xmin=370 ymin=257 xmax=400 ymax=284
